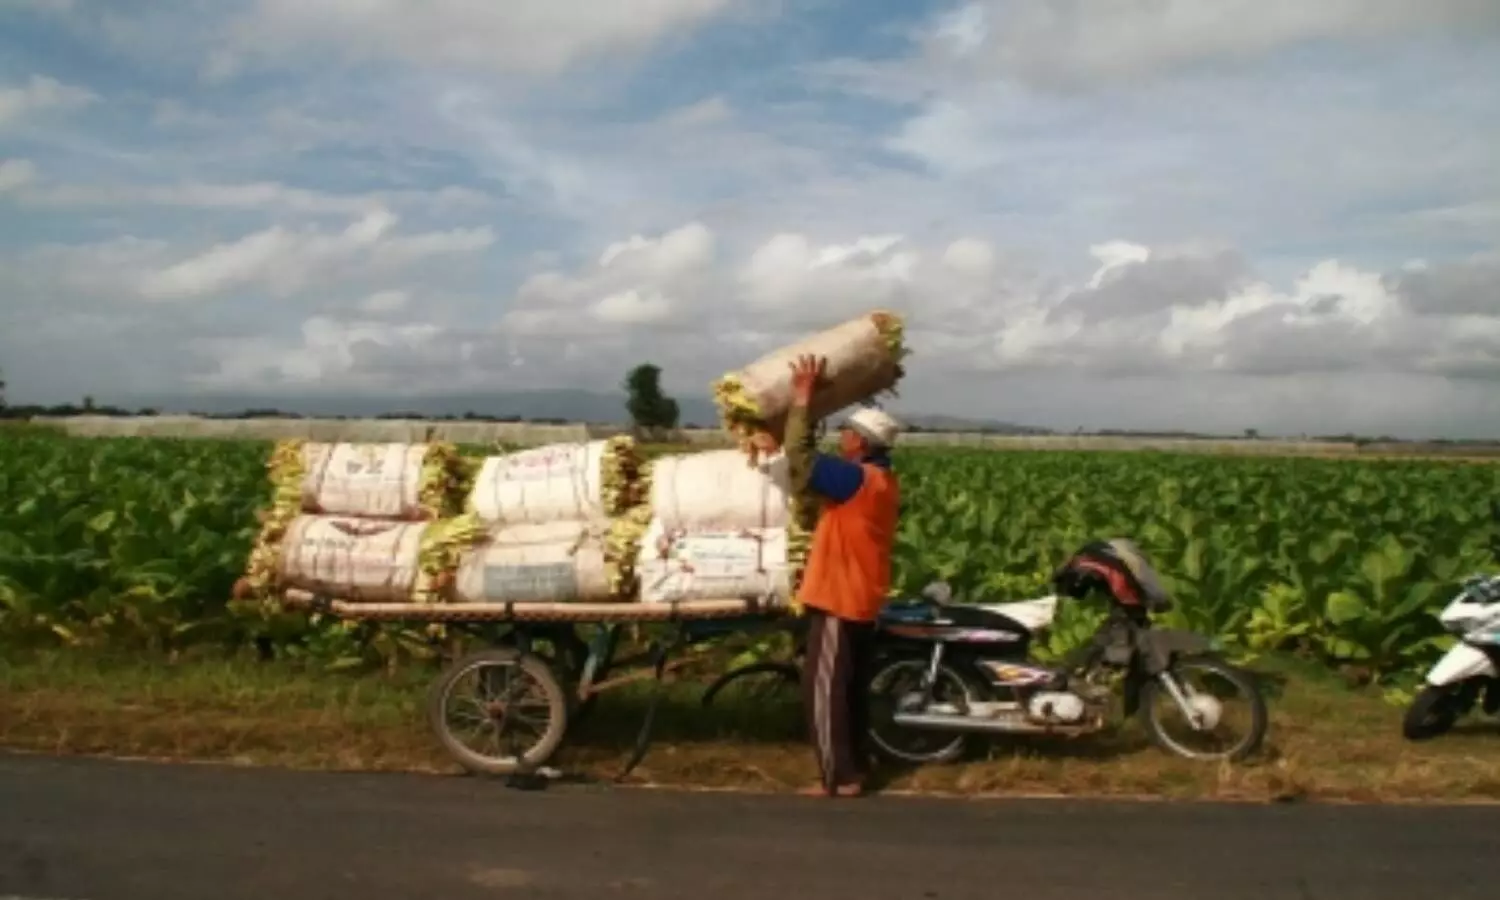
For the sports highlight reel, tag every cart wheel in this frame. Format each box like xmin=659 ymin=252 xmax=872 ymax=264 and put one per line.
xmin=427 ymin=647 xmax=569 ymax=777
xmin=701 ymin=661 xmax=801 ymax=708
xmin=489 ymin=627 xmax=597 ymax=719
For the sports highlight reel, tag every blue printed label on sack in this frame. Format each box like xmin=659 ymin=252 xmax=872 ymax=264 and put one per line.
xmin=481 ymin=563 xmax=579 ymax=602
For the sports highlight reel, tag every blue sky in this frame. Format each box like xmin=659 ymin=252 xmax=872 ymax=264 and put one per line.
xmin=2 ymin=0 xmax=1499 ymax=437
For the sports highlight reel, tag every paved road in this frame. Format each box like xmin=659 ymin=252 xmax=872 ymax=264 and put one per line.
xmin=0 ymin=753 xmax=1496 ymax=900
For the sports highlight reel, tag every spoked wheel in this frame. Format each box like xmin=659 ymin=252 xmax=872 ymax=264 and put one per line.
xmin=866 ymin=655 xmax=975 ymax=765
xmin=701 ymin=661 xmax=801 ymax=708
xmin=493 ymin=626 xmax=599 ymax=721
xmin=427 ymin=648 xmax=569 ymax=776
xmin=1403 ymin=685 xmax=1461 ymax=741
xmin=1140 ymin=656 xmax=1267 ymax=762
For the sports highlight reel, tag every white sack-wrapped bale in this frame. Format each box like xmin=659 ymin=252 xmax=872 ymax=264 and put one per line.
xmin=635 ymin=519 xmax=792 ymax=605
xmin=712 ymin=310 xmax=907 ymax=448
xmin=276 ymin=440 xmax=467 ymax=520
xmin=450 ymin=520 xmax=622 ymax=604
xmin=242 ymin=513 xmax=485 ymax=605
xmin=236 ymin=441 xmax=468 ymax=607
xmin=643 ymin=448 xmax=793 ymax=533
xmin=466 ymin=437 xmax=641 ymax=526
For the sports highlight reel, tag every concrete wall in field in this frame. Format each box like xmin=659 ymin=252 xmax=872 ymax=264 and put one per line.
xmin=37 ymin=415 xmax=1499 ymax=458
xmin=53 ymin=415 xmax=594 ymax=446
xmin=889 ymin=431 xmax=1361 ymax=456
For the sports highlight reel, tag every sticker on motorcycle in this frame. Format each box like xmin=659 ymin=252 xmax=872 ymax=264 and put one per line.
xmin=979 ymin=661 xmax=1054 ymax=685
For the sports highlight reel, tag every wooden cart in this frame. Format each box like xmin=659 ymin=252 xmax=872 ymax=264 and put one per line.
xmin=283 ymin=589 xmax=803 ymax=784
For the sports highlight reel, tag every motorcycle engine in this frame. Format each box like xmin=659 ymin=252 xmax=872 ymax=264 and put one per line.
xmin=1026 ymin=691 xmax=1086 ymax=724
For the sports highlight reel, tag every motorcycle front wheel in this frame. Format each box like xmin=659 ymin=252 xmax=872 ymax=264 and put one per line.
xmin=865 ymin=654 xmax=976 ymax=765
xmin=1139 ymin=655 xmax=1267 ymax=762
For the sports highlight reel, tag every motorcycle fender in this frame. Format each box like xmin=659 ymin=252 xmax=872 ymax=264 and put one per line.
xmin=1425 ymin=642 xmax=1499 ymax=687
xmin=1135 ymin=629 xmax=1214 ymax=676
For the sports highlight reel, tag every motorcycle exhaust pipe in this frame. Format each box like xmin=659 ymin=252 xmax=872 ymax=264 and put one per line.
xmin=891 ymin=711 xmax=1095 ymax=735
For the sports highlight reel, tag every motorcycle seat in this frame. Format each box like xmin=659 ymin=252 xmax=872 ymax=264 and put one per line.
xmin=940 ymin=597 xmax=1057 ymax=634
xmin=936 ymin=604 xmax=1030 ymax=632
xmin=969 ymin=596 xmax=1058 ymax=633
xmin=879 ymin=595 xmax=1058 ymax=635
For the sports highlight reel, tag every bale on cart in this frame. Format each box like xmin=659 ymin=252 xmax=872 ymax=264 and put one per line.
xmin=237 ymin=512 xmax=486 ymax=605
xmin=267 ymin=439 xmax=469 ymax=521
xmin=464 ymin=436 xmax=643 ymax=525
xmin=633 ymin=447 xmax=811 ymax=608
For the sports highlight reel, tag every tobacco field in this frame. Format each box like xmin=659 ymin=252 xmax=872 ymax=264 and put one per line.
xmin=2 ymin=428 xmax=1498 ymax=688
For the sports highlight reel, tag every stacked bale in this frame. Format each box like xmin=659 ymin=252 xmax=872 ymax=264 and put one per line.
xmin=445 ymin=436 xmax=648 ymax=604
xmin=632 ymin=449 xmax=809 ymax=607
xmin=237 ymin=441 xmax=478 ymax=605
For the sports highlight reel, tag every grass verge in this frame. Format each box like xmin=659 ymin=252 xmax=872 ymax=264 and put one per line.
xmin=3 ymin=649 xmax=1498 ymax=803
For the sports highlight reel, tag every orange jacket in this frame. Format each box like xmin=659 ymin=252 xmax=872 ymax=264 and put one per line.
xmin=783 ymin=404 xmax=900 ymax=622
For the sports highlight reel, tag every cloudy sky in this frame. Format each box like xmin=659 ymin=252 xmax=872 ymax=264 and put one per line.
xmin=1 ymin=0 xmax=1498 ymax=438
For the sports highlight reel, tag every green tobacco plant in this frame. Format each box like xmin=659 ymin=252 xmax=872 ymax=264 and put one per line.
xmin=1244 ymin=583 xmax=1313 ymax=655
xmin=1316 ymin=532 xmax=1461 ymax=675
xmin=0 ymin=433 xmax=268 ymax=651
xmin=2 ymin=432 xmax=1499 ymax=684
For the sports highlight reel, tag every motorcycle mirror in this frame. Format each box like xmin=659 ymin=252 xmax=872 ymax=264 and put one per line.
xmin=922 ymin=582 xmax=953 ymax=604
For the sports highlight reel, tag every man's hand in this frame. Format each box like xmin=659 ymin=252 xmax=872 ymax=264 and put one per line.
xmin=789 ymin=353 xmax=827 ymax=409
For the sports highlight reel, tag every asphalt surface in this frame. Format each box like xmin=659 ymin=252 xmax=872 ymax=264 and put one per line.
xmin=1 ymin=753 xmax=1496 ymax=900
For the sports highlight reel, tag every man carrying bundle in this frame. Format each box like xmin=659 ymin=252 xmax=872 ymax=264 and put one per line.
xmin=754 ymin=353 xmax=903 ymax=798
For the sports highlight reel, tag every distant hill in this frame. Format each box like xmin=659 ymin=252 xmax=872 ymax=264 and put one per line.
xmin=99 ymin=390 xmax=722 ymax=427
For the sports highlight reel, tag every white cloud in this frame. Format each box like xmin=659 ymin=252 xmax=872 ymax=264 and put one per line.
xmin=851 ymin=50 xmax=1500 ymax=265
xmin=359 ymin=289 xmax=409 ymax=315
xmin=20 ymin=180 xmax=491 ymax=216
xmin=739 ymin=233 xmax=918 ymax=324
xmin=9 ymin=207 xmax=1500 ymax=435
xmin=1388 ymin=254 xmax=1500 ymax=317
xmin=501 ymin=221 xmax=716 ymax=336
xmin=0 ymin=74 xmax=95 ymax=126
xmin=221 ymin=0 xmax=739 ymax=76
xmin=157 ymin=218 xmax=1497 ymax=438
xmin=663 ymin=96 xmax=734 ymax=127
xmin=190 ymin=315 xmax=446 ymax=389
xmin=592 ymin=289 xmax=673 ymax=325
xmin=930 ymin=0 xmax=1500 ymax=86
xmin=325 ymin=222 xmax=1500 ymax=392
xmin=136 ymin=209 xmax=494 ymax=302
xmin=619 ymin=226 xmax=1500 ymax=389
xmin=0 ymin=158 xmax=37 ymax=192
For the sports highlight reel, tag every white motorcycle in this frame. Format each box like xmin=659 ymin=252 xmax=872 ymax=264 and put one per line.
xmin=1402 ymin=573 xmax=1500 ymax=741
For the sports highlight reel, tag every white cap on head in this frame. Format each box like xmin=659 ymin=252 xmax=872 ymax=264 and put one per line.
xmin=844 ymin=407 xmax=902 ymax=449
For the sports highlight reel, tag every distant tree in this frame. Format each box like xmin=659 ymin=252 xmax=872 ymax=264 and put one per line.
xmin=82 ymin=395 xmax=96 ymax=412
xmin=624 ymin=363 xmax=680 ymax=432
xmin=0 ymin=365 xmax=6 ymax=412
xmin=1244 ymin=428 xmax=1260 ymax=440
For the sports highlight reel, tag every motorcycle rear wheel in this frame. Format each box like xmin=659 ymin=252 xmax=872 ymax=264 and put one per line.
xmin=865 ymin=655 xmax=975 ymax=765
xmin=1402 ymin=684 xmax=1459 ymax=741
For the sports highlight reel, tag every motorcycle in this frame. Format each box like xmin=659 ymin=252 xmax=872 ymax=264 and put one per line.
xmin=1402 ymin=573 xmax=1500 ymax=741
xmin=864 ymin=539 xmax=1269 ymax=765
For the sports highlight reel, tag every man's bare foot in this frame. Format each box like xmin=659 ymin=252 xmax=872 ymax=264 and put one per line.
xmin=798 ymin=780 xmax=866 ymax=797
